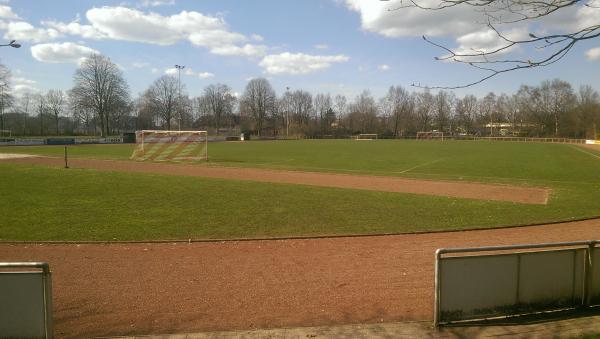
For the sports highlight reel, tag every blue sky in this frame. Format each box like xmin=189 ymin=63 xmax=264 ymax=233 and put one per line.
xmin=0 ymin=0 xmax=599 ymax=99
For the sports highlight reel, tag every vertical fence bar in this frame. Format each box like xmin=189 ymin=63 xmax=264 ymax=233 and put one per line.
xmin=585 ymin=241 xmax=596 ymax=306
xmin=433 ymin=249 xmax=442 ymax=327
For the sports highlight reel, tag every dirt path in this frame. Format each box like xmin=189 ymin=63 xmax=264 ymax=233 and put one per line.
xmin=3 ymin=156 xmax=550 ymax=204
xmin=1 ymin=219 xmax=598 ymax=338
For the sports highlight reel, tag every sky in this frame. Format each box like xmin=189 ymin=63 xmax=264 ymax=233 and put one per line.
xmin=0 ymin=0 xmax=599 ymax=99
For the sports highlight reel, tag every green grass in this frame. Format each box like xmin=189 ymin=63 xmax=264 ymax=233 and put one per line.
xmin=1 ymin=140 xmax=600 ymax=241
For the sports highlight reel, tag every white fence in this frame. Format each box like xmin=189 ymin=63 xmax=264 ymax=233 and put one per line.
xmin=434 ymin=240 xmax=599 ymax=326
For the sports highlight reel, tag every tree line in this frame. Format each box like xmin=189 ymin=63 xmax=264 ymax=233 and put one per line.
xmin=0 ymin=53 xmax=599 ymax=139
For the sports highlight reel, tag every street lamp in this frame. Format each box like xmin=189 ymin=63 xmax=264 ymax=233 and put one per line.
xmin=0 ymin=40 xmax=21 ymax=48
xmin=175 ymin=64 xmax=185 ymax=131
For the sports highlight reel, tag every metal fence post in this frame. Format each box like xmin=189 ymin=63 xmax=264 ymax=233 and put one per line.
xmin=433 ymin=249 xmax=442 ymax=327
xmin=585 ymin=241 xmax=596 ymax=307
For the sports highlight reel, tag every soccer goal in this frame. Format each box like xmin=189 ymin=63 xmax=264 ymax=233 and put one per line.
xmin=416 ymin=131 xmax=444 ymax=141
xmin=130 ymin=130 xmax=208 ymax=161
xmin=354 ymin=133 xmax=378 ymax=140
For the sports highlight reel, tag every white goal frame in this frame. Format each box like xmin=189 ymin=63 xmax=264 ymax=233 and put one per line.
xmin=354 ymin=133 xmax=378 ymax=140
xmin=132 ymin=130 xmax=208 ymax=161
xmin=416 ymin=131 xmax=444 ymax=141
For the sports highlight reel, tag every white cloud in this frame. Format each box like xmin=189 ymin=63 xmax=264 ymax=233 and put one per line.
xmin=151 ymin=67 xmax=160 ymax=74
xmin=378 ymin=64 xmax=390 ymax=71
xmin=54 ymin=6 xmax=264 ymax=57
xmin=344 ymin=0 xmax=483 ymax=38
xmin=164 ymin=67 xmax=178 ymax=76
xmin=197 ymin=71 xmax=214 ymax=79
xmin=586 ymin=47 xmax=600 ymax=61
xmin=165 ymin=67 xmax=214 ymax=79
xmin=138 ymin=0 xmax=175 ymax=7
xmin=43 ymin=20 xmax=106 ymax=40
xmin=132 ymin=61 xmax=150 ymax=68
xmin=451 ymin=27 xmax=528 ymax=60
xmin=259 ymin=52 xmax=350 ymax=75
xmin=314 ymin=44 xmax=329 ymax=50
xmin=3 ymin=21 xmax=60 ymax=43
xmin=30 ymin=42 xmax=98 ymax=64
xmin=11 ymin=76 xmax=39 ymax=95
xmin=210 ymin=43 xmax=267 ymax=57
xmin=0 ymin=5 xmax=19 ymax=19
xmin=251 ymin=34 xmax=264 ymax=41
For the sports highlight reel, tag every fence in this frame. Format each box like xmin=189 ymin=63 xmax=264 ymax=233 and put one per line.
xmin=434 ymin=240 xmax=600 ymax=326
xmin=0 ymin=262 xmax=53 ymax=338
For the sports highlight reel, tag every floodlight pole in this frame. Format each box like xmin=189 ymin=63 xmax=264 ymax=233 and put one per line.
xmin=175 ymin=65 xmax=185 ymax=132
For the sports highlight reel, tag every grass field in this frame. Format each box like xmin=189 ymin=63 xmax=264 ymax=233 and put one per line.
xmin=1 ymin=140 xmax=600 ymax=241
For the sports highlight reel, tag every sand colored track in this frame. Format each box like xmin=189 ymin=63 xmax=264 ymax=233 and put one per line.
xmin=3 ymin=156 xmax=550 ymax=204
xmin=0 ymin=219 xmax=598 ymax=337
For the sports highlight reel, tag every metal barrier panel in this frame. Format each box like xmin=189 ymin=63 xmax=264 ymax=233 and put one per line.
xmin=518 ymin=249 xmax=584 ymax=309
xmin=436 ymin=242 xmax=592 ymax=325
xmin=0 ymin=263 xmax=52 ymax=338
xmin=440 ymin=254 xmax=519 ymax=321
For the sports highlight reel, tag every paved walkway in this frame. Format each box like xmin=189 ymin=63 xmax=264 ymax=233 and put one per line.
xmin=106 ymin=314 xmax=600 ymax=338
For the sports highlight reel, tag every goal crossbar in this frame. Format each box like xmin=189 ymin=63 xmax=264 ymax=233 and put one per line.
xmin=354 ymin=133 xmax=378 ymax=140
xmin=416 ymin=131 xmax=444 ymax=141
xmin=131 ymin=130 xmax=208 ymax=161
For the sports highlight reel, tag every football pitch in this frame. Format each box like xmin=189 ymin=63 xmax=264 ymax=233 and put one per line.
xmin=1 ymin=139 xmax=600 ymax=241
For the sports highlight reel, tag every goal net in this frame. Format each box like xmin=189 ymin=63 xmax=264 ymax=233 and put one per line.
xmin=416 ymin=131 xmax=444 ymax=141
xmin=354 ymin=133 xmax=378 ymax=140
xmin=131 ymin=130 xmax=208 ymax=161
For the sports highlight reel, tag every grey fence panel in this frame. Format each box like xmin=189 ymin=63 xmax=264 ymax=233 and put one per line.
xmin=435 ymin=241 xmax=596 ymax=326
xmin=0 ymin=263 xmax=52 ymax=338
xmin=440 ymin=254 xmax=519 ymax=321
xmin=518 ymin=249 xmax=585 ymax=309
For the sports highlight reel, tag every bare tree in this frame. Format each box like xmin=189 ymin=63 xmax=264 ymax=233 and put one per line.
xmin=314 ymin=93 xmax=333 ymax=134
xmin=386 ymin=0 xmax=600 ymax=88
xmin=455 ymin=94 xmax=478 ymax=134
xmin=71 ymin=53 xmax=130 ymax=136
xmin=415 ymin=90 xmax=435 ymax=131
xmin=577 ymin=85 xmax=600 ymax=139
xmin=35 ymin=93 xmax=47 ymax=136
xmin=0 ymin=62 xmax=12 ymax=134
xmin=241 ymin=78 xmax=276 ymax=136
xmin=46 ymin=89 xmax=66 ymax=135
xmin=383 ymin=86 xmax=414 ymax=137
xmin=202 ymin=83 xmax=236 ymax=134
xmin=142 ymin=75 xmax=179 ymax=130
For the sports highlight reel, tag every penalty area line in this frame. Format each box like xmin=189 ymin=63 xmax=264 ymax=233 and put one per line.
xmin=570 ymin=145 xmax=600 ymax=160
xmin=395 ymin=158 xmax=445 ymax=174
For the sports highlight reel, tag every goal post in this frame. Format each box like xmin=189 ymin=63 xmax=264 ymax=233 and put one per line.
xmin=354 ymin=133 xmax=378 ymax=140
xmin=416 ymin=131 xmax=444 ymax=141
xmin=131 ymin=130 xmax=208 ymax=161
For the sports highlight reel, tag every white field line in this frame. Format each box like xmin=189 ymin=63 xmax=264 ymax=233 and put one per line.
xmin=395 ymin=158 xmax=445 ymax=174
xmin=570 ymin=145 xmax=600 ymax=160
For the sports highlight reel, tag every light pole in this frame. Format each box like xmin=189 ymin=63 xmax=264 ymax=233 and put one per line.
xmin=175 ymin=64 xmax=185 ymax=131
xmin=0 ymin=40 xmax=20 ymax=48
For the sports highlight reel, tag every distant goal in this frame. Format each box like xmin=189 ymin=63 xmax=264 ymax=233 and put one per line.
xmin=353 ymin=133 xmax=378 ymax=140
xmin=131 ymin=130 xmax=208 ymax=161
xmin=416 ymin=131 xmax=444 ymax=141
